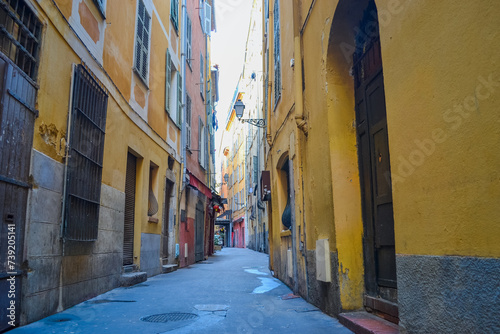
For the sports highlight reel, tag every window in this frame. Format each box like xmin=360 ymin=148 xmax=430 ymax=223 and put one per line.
xmin=135 ymin=0 xmax=151 ymax=82
xmin=200 ymin=53 xmax=205 ymax=99
xmin=186 ymin=94 xmax=192 ymax=149
xmin=0 ymin=0 xmax=42 ymax=80
xmin=198 ymin=118 xmax=206 ymax=168
xmin=93 ymin=0 xmax=106 ymax=17
xmin=170 ymin=0 xmax=179 ymax=31
xmin=253 ymin=155 xmax=258 ymax=183
xmin=186 ymin=14 xmax=192 ymax=68
xmin=148 ymin=163 xmax=159 ymax=217
xmin=273 ymin=0 xmax=281 ymax=105
xmin=64 ymin=65 xmax=108 ymax=241
xmin=165 ymin=50 xmax=182 ymax=125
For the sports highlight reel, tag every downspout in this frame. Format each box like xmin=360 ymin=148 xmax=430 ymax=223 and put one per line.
xmin=293 ymin=1 xmax=307 ymax=135
xmin=178 ymin=0 xmax=187 ymax=262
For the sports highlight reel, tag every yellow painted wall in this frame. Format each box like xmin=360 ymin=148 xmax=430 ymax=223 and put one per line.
xmin=378 ymin=0 xmax=500 ymax=258
xmin=33 ymin=0 xmax=182 ymax=268
xmin=103 ymin=0 xmax=136 ymax=101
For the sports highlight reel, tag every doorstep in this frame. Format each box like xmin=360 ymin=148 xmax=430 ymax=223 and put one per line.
xmin=162 ymin=264 xmax=178 ymax=274
xmin=338 ymin=311 xmax=400 ymax=334
xmin=120 ymin=271 xmax=147 ymax=287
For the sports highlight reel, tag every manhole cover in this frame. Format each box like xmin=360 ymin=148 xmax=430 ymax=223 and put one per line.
xmin=141 ymin=312 xmax=199 ymax=323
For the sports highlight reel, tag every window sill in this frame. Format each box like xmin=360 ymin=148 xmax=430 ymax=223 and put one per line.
xmin=148 ymin=217 xmax=159 ymax=224
xmin=133 ymin=68 xmax=149 ymax=90
xmin=280 ymin=230 xmax=291 ymax=238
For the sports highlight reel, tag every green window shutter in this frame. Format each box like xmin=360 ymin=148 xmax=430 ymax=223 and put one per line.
xmin=165 ymin=51 xmax=171 ymax=112
xmin=273 ymin=0 xmax=281 ymax=105
xmin=200 ymin=53 xmax=204 ymax=99
xmin=186 ymin=15 xmax=192 ymax=67
xmin=177 ymin=72 xmax=182 ymax=125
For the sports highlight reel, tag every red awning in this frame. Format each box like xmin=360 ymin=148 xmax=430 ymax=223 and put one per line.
xmin=188 ymin=171 xmax=212 ymax=199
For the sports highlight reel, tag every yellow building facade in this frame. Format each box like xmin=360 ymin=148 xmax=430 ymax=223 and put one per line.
xmin=263 ymin=0 xmax=500 ymax=332
xmin=0 ymin=0 xmax=183 ymax=328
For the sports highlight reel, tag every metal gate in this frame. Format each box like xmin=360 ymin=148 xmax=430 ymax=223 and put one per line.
xmin=195 ymin=200 xmax=204 ymax=262
xmin=123 ymin=152 xmax=137 ymax=266
xmin=0 ymin=54 xmax=37 ymax=331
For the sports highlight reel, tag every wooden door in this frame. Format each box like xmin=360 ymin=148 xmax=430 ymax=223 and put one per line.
xmin=0 ymin=55 xmax=37 ymax=331
xmin=354 ymin=12 xmax=397 ymax=307
xmin=123 ymin=152 xmax=137 ymax=266
xmin=195 ymin=200 xmax=204 ymax=262
xmin=162 ymin=179 xmax=174 ymax=258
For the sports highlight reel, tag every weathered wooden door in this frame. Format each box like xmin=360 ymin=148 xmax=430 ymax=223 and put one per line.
xmin=195 ymin=200 xmax=204 ymax=262
xmin=123 ymin=152 xmax=137 ymax=266
xmin=0 ymin=55 xmax=37 ymax=331
xmin=162 ymin=179 xmax=174 ymax=259
xmin=354 ymin=2 xmax=397 ymax=313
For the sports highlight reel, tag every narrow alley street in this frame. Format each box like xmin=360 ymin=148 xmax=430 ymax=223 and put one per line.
xmin=10 ymin=248 xmax=352 ymax=334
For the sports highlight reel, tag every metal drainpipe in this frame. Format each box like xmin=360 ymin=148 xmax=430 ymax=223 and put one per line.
xmin=181 ymin=0 xmax=187 ymax=190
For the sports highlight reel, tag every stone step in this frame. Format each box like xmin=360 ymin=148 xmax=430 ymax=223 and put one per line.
xmin=162 ymin=264 xmax=178 ymax=274
xmin=122 ymin=264 xmax=137 ymax=273
xmin=338 ymin=311 xmax=400 ymax=334
xmin=120 ymin=272 xmax=147 ymax=287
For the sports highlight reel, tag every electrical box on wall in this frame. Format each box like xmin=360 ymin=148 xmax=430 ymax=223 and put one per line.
xmin=316 ymin=239 xmax=332 ymax=282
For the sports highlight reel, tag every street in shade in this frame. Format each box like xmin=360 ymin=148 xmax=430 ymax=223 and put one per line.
xmin=9 ymin=248 xmax=352 ymax=334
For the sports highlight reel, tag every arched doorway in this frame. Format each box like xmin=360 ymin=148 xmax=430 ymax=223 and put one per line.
xmin=327 ymin=0 xmax=397 ymax=321
xmin=354 ymin=0 xmax=397 ymax=314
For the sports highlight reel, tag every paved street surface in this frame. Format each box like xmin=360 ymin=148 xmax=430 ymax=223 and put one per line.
xmin=11 ymin=248 xmax=352 ymax=334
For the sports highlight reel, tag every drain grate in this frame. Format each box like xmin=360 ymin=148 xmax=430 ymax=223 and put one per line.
xmin=141 ymin=312 xmax=199 ymax=323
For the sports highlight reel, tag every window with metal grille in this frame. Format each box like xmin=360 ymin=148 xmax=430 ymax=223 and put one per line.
xmin=0 ymin=0 xmax=42 ymax=81
xmin=186 ymin=94 xmax=192 ymax=149
xmin=64 ymin=64 xmax=108 ymax=241
xmin=134 ymin=0 xmax=150 ymax=82
xmin=273 ymin=0 xmax=281 ymax=106
xmin=170 ymin=0 xmax=178 ymax=32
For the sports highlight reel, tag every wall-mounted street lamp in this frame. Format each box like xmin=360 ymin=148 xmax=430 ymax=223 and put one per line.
xmin=234 ymin=99 xmax=266 ymax=128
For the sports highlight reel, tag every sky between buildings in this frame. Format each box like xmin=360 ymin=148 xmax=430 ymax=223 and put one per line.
xmin=212 ymin=0 xmax=254 ymax=184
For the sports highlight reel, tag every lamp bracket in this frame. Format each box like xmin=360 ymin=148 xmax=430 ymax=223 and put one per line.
xmin=240 ymin=118 xmax=266 ymax=128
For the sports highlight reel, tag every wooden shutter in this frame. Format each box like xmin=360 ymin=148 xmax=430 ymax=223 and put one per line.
xmin=186 ymin=15 xmax=192 ymax=67
xmin=198 ymin=118 xmax=202 ymax=164
xmin=171 ymin=0 xmax=179 ymax=31
xmin=204 ymin=2 xmax=212 ymax=35
xmin=123 ymin=152 xmax=137 ymax=265
xmin=273 ymin=0 xmax=281 ymax=104
xmin=177 ymin=72 xmax=182 ymax=125
xmin=135 ymin=0 xmax=150 ymax=81
xmin=186 ymin=95 xmax=192 ymax=148
xmin=198 ymin=0 xmax=204 ymax=27
xmin=200 ymin=53 xmax=204 ymax=98
xmin=165 ymin=51 xmax=171 ymax=112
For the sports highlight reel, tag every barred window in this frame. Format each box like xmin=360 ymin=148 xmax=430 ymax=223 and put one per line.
xmin=135 ymin=0 xmax=150 ymax=82
xmin=0 ymin=0 xmax=42 ymax=81
xmin=64 ymin=65 xmax=108 ymax=241
xmin=273 ymin=0 xmax=281 ymax=106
